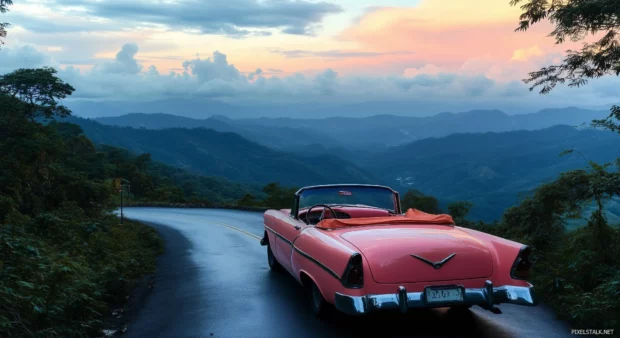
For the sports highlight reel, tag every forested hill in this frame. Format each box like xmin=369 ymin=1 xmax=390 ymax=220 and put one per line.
xmin=365 ymin=125 xmax=620 ymax=221
xmin=65 ymin=117 xmax=378 ymax=187
xmin=95 ymin=112 xmax=342 ymax=150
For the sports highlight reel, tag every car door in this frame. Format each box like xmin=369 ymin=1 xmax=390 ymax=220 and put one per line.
xmin=274 ymin=215 xmax=305 ymax=273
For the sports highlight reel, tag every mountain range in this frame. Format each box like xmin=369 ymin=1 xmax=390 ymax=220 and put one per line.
xmin=65 ymin=117 xmax=377 ymax=187
xmin=66 ymin=107 xmax=620 ymax=222
xmin=64 ymin=98 xmax=615 ymax=120
xmin=94 ymin=107 xmax=610 ymax=149
xmin=95 ymin=113 xmax=343 ymax=150
xmin=362 ymin=125 xmax=620 ymax=220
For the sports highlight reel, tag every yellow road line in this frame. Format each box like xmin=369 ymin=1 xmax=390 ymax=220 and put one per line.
xmin=203 ymin=219 xmax=262 ymax=241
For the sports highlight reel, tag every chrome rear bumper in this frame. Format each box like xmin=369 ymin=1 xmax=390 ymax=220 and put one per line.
xmin=334 ymin=280 xmax=536 ymax=315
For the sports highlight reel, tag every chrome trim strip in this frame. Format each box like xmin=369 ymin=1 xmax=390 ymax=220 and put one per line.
xmin=334 ymin=281 xmax=536 ymax=315
xmin=295 ymin=184 xmax=398 ymax=195
xmin=293 ymin=246 xmax=341 ymax=280
xmin=411 ymin=253 xmax=456 ymax=270
xmin=264 ymin=225 xmax=293 ymax=246
xmin=265 ymin=225 xmax=341 ymax=281
xmin=293 ymin=184 xmax=401 ymax=215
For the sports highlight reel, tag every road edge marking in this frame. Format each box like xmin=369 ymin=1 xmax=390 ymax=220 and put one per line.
xmin=203 ymin=219 xmax=262 ymax=241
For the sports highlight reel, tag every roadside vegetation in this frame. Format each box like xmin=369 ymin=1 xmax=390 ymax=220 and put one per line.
xmin=471 ymin=164 xmax=620 ymax=331
xmin=0 ymin=66 xmax=164 ymax=336
xmin=500 ymin=0 xmax=620 ymax=331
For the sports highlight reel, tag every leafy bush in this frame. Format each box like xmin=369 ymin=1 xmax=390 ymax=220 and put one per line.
xmin=0 ymin=214 xmax=163 ymax=337
xmin=1 ymin=68 xmax=163 ymax=337
xmin=467 ymin=163 xmax=620 ymax=332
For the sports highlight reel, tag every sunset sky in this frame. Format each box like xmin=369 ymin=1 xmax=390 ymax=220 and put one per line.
xmin=1 ymin=0 xmax=618 ymax=115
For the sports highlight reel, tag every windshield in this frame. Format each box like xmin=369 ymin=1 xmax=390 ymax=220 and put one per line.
xmin=298 ymin=186 xmax=396 ymax=213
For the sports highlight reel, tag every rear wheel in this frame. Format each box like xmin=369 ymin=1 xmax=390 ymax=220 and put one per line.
xmin=307 ymin=281 xmax=331 ymax=319
xmin=267 ymin=242 xmax=282 ymax=272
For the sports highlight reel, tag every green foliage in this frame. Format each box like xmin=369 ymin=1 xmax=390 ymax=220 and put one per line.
xmin=0 ymin=0 xmax=12 ymax=49
xmin=0 ymin=68 xmax=163 ymax=337
xmin=50 ymin=122 xmax=260 ymax=206
xmin=593 ymin=105 xmax=620 ymax=134
xmin=401 ymin=190 xmax=441 ymax=214
xmin=236 ymin=194 xmax=258 ymax=207
xmin=504 ymin=3 xmax=620 ymax=328
xmin=471 ymin=162 xmax=620 ymax=331
xmin=0 ymin=216 xmax=163 ymax=337
xmin=258 ymin=183 xmax=298 ymax=209
xmin=65 ymin=116 xmax=377 ymax=187
xmin=0 ymin=68 xmax=75 ymax=121
xmin=447 ymin=201 xmax=474 ymax=223
xmin=510 ymin=0 xmax=620 ymax=94
xmin=499 ymin=163 xmax=620 ymax=251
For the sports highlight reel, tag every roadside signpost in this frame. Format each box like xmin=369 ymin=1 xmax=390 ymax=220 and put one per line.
xmin=115 ymin=178 xmax=131 ymax=224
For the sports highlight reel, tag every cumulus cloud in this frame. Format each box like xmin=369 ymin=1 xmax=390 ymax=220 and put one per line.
xmin=95 ymin=43 xmax=143 ymax=74
xmin=2 ymin=43 xmax=619 ymax=115
xmin=511 ymin=45 xmax=545 ymax=62
xmin=0 ymin=44 xmax=54 ymax=73
xmin=403 ymin=65 xmax=449 ymax=78
xmin=314 ymin=69 xmax=339 ymax=95
xmin=247 ymin=68 xmax=263 ymax=81
xmin=182 ymin=51 xmax=242 ymax=82
xmin=31 ymin=0 xmax=343 ymax=37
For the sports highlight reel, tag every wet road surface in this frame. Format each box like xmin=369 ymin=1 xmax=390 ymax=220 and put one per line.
xmin=121 ymin=208 xmax=572 ymax=338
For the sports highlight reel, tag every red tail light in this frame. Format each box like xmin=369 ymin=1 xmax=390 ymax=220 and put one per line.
xmin=511 ymin=246 xmax=532 ymax=280
xmin=342 ymin=254 xmax=364 ymax=288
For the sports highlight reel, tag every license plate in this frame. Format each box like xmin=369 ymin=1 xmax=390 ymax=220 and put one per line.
xmin=425 ymin=287 xmax=464 ymax=303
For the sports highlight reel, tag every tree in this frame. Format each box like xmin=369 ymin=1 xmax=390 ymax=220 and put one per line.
xmin=261 ymin=183 xmax=297 ymax=209
xmin=510 ymin=0 xmax=620 ymax=132
xmin=0 ymin=0 xmax=12 ymax=49
xmin=0 ymin=68 xmax=75 ymax=121
xmin=401 ymin=190 xmax=441 ymax=214
xmin=510 ymin=0 xmax=620 ymax=94
xmin=237 ymin=194 xmax=257 ymax=207
xmin=447 ymin=201 xmax=474 ymax=222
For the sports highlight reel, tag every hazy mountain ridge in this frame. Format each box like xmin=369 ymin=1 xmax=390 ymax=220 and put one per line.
xmin=93 ymin=107 xmax=610 ymax=148
xmin=94 ymin=113 xmax=342 ymax=150
xmin=234 ymin=107 xmax=609 ymax=147
xmin=65 ymin=117 xmax=378 ymax=187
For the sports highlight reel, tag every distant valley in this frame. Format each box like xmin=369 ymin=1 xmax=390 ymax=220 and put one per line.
xmin=66 ymin=108 xmax=620 ymax=222
xmin=362 ymin=126 xmax=620 ymax=221
xmin=66 ymin=117 xmax=377 ymax=187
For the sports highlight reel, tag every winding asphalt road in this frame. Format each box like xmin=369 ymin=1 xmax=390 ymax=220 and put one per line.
xmin=121 ymin=207 xmax=572 ymax=338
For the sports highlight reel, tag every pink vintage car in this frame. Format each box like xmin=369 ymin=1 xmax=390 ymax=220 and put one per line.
xmin=260 ymin=184 xmax=537 ymax=316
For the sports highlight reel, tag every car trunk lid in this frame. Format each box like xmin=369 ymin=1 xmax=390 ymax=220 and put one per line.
xmin=339 ymin=226 xmax=493 ymax=284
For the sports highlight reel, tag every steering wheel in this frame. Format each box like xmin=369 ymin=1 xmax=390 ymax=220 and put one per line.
xmin=305 ymin=204 xmax=339 ymax=225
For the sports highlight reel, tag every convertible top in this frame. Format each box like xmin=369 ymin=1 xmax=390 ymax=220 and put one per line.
xmin=316 ymin=208 xmax=455 ymax=229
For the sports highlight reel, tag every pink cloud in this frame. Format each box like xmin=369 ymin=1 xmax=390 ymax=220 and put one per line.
xmin=335 ymin=2 xmax=585 ymax=82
